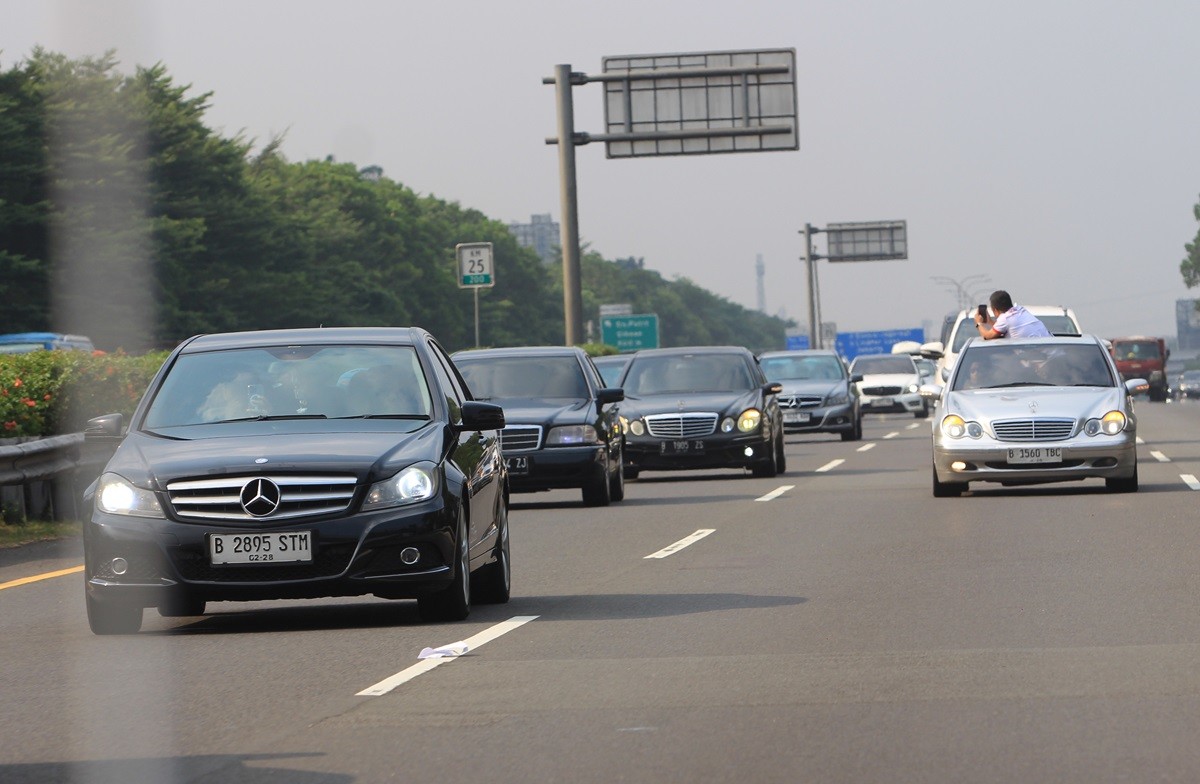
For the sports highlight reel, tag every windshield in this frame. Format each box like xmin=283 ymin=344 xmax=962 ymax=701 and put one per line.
xmin=1113 ymin=341 xmax=1161 ymax=360
xmin=143 ymin=345 xmax=432 ymax=427
xmin=622 ymin=353 xmax=754 ymax=395
xmin=952 ymin=343 xmax=1115 ymax=390
xmin=593 ymin=357 xmax=630 ymax=387
xmin=760 ymin=355 xmax=845 ymax=382
xmin=850 ymin=356 xmax=917 ymax=376
xmin=456 ymin=355 xmax=587 ymax=399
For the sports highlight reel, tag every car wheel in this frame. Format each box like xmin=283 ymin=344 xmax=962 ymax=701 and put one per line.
xmin=915 ymin=401 xmax=930 ymax=419
xmin=841 ymin=416 xmax=863 ymax=442
xmin=774 ymin=429 xmax=787 ymax=474
xmin=472 ymin=499 xmax=510 ymax=605
xmin=1106 ymin=463 xmax=1139 ymax=493
xmin=623 ymin=465 xmax=640 ymax=481
xmin=418 ymin=516 xmax=471 ymax=622
xmin=582 ymin=459 xmax=612 ymax=506
xmin=609 ymin=450 xmax=626 ymax=502
xmin=932 ymin=464 xmax=966 ymax=498
xmin=86 ymin=592 xmax=143 ymax=635
xmin=751 ymin=437 xmax=779 ymax=478
xmin=157 ymin=594 xmax=206 ymax=618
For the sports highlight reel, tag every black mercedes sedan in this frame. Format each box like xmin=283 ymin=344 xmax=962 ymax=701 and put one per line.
xmin=616 ymin=346 xmax=785 ymax=479
xmin=81 ymin=327 xmax=509 ymax=634
xmin=453 ymin=346 xmax=625 ymax=506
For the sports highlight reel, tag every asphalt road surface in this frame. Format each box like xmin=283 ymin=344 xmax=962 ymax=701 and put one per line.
xmin=4 ymin=401 xmax=1200 ymax=783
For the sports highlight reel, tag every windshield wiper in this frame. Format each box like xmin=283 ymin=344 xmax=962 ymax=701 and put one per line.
xmin=210 ymin=414 xmax=329 ymax=423
xmin=334 ymin=414 xmax=431 ymax=420
xmin=983 ymin=382 xmax=1055 ymax=388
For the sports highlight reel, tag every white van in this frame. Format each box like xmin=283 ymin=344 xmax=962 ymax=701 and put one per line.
xmin=920 ymin=305 xmax=1081 ymax=381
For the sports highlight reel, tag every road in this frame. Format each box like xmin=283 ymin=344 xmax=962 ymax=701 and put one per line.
xmin=3 ymin=402 xmax=1200 ymax=783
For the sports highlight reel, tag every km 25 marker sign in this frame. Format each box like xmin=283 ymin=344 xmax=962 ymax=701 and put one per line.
xmin=456 ymin=242 xmax=494 ymax=288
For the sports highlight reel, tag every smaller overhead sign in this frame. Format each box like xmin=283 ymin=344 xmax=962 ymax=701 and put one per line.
xmin=825 ymin=220 xmax=907 ymax=262
xmin=456 ymin=242 xmax=495 ymax=288
xmin=601 ymin=314 xmax=660 ymax=351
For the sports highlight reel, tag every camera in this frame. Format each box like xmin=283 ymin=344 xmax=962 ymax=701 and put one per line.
xmin=976 ymin=304 xmax=988 ymax=320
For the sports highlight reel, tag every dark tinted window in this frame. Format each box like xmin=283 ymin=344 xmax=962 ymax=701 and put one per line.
xmin=457 ymin=356 xmax=588 ymax=399
xmin=622 ymin=353 xmax=755 ymax=395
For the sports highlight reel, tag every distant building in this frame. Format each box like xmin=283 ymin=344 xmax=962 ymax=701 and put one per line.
xmin=1177 ymin=299 xmax=1200 ymax=352
xmin=507 ymin=213 xmax=559 ymax=264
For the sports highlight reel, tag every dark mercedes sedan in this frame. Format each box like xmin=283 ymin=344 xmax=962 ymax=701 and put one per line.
xmin=82 ymin=327 xmax=509 ymax=634
xmin=616 ymin=346 xmax=785 ymax=479
xmin=453 ymin=346 xmax=625 ymax=506
xmin=758 ymin=349 xmax=863 ymax=441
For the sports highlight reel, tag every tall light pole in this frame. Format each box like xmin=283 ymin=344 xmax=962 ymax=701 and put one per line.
xmin=932 ymin=274 xmax=991 ymax=313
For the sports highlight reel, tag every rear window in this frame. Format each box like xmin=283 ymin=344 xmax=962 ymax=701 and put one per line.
xmin=1113 ymin=341 xmax=1161 ymax=359
xmin=850 ymin=356 xmax=917 ymax=375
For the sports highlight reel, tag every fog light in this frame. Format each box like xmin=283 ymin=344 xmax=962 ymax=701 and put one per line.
xmin=744 ymin=447 xmax=754 ymax=457
xmin=111 ymin=557 xmax=128 ymax=576
xmin=951 ymin=461 xmax=967 ymax=472
xmin=400 ymin=547 xmax=420 ymax=565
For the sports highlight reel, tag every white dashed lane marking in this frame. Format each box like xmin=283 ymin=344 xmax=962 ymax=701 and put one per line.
xmin=883 ymin=432 xmax=899 ymax=440
xmin=1150 ymin=451 xmax=1171 ymax=463
xmin=815 ymin=459 xmax=845 ymax=473
xmin=645 ymin=529 xmax=715 ymax=559
xmin=1182 ymin=474 xmax=1200 ymax=491
xmin=755 ymin=485 xmax=794 ymax=502
xmin=856 ymin=443 xmax=876 ymax=452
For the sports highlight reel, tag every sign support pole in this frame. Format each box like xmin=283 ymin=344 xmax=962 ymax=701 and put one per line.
xmin=474 ymin=288 xmax=481 ymax=348
xmin=803 ymin=223 xmax=821 ymax=350
xmin=553 ymin=64 xmax=584 ymax=346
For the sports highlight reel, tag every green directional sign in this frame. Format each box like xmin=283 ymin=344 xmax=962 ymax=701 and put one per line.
xmin=601 ymin=313 xmax=659 ymax=351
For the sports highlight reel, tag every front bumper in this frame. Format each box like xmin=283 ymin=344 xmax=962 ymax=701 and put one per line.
xmin=861 ymin=392 xmax=923 ymax=414
xmin=932 ymin=434 xmax=1138 ymax=487
xmin=624 ymin=431 xmax=771 ymax=471
xmin=83 ymin=498 xmax=459 ymax=608
xmin=781 ymin=403 xmax=856 ymax=434
xmin=504 ymin=444 xmax=607 ymax=492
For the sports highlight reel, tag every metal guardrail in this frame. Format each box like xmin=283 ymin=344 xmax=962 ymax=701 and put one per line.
xmin=0 ymin=434 xmax=84 ymax=485
xmin=0 ymin=434 xmax=115 ymax=522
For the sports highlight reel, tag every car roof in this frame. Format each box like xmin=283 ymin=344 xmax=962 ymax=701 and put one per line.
xmin=180 ymin=327 xmax=429 ymax=353
xmin=759 ymin=349 xmax=840 ymax=358
xmin=631 ymin=345 xmax=753 ymax=357
xmin=963 ymin=333 xmax=1107 ymax=350
xmin=453 ymin=345 xmax=583 ymax=359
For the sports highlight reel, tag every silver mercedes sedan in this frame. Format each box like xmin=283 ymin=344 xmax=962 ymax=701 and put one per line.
xmin=924 ymin=335 xmax=1147 ymax=496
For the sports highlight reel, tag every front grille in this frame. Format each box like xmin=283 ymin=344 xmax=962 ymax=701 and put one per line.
xmin=862 ymin=385 xmax=903 ymax=396
xmin=167 ymin=474 xmax=357 ymax=522
xmin=171 ymin=542 xmax=356 ymax=582
xmin=779 ymin=395 xmax=823 ymax=409
xmin=501 ymin=425 xmax=542 ymax=452
xmin=645 ymin=413 xmax=718 ymax=439
xmin=992 ymin=418 xmax=1076 ymax=441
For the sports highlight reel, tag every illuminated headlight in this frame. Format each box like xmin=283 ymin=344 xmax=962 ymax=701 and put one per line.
xmin=363 ymin=463 xmax=437 ymax=510
xmin=96 ymin=473 xmax=163 ymax=517
xmin=618 ymin=416 xmax=630 ymax=434
xmin=737 ymin=409 xmax=762 ymax=433
xmin=1085 ymin=411 xmax=1126 ymax=436
xmin=906 ymin=383 xmax=919 ymax=394
xmin=941 ymin=419 xmax=984 ymax=439
xmin=546 ymin=425 xmax=600 ymax=445
xmin=629 ymin=419 xmax=645 ymax=436
xmin=825 ymin=393 xmax=849 ymax=406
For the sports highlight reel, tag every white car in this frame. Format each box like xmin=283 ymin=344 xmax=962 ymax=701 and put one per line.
xmin=922 ymin=305 xmax=1081 ymax=383
xmin=849 ymin=353 xmax=928 ymax=418
xmin=927 ymin=334 xmax=1144 ymax=496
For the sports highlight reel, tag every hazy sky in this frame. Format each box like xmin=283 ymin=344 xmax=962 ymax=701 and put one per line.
xmin=4 ymin=0 xmax=1200 ymax=342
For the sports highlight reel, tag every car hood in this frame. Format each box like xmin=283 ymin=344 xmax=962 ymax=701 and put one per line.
xmin=944 ymin=386 xmax=1128 ymax=423
xmin=485 ymin=397 xmax=595 ymax=426
xmin=623 ymin=389 xmax=762 ymax=416
xmin=103 ymin=424 xmax=444 ymax=489
xmin=778 ymin=380 xmax=844 ymax=396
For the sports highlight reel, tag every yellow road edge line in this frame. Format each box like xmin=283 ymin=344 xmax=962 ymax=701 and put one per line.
xmin=0 ymin=565 xmax=84 ymax=591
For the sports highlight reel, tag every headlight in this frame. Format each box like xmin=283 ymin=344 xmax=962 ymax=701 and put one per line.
xmin=721 ymin=417 xmax=736 ymax=433
xmin=737 ymin=409 xmax=762 ymax=433
xmin=1085 ymin=411 xmax=1126 ymax=436
xmin=907 ymin=383 xmax=919 ymax=394
xmin=825 ymin=394 xmax=849 ymax=406
xmin=546 ymin=424 xmax=600 ymax=445
xmin=941 ymin=415 xmax=967 ymax=439
xmin=629 ymin=419 xmax=645 ymax=436
xmin=96 ymin=473 xmax=164 ymax=517
xmin=363 ymin=463 xmax=437 ymax=510
xmin=618 ymin=416 xmax=629 ymax=434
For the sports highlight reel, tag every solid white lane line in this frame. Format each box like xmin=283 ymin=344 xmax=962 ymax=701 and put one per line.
xmin=645 ymin=529 xmax=715 ymax=559
xmin=815 ymin=459 xmax=845 ymax=473
xmin=883 ymin=432 xmax=899 ymax=440
xmin=755 ymin=485 xmax=794 ymax=502
xmin=1150 ymin=451 xmax=1171 ymax=463
xmin=357 ymin=615 xmax=538 ymax=696
xmin=1182 ymin=474 xmax=1200 ymax=491
xmin=857 ymin=443 xmax=876 ymax=452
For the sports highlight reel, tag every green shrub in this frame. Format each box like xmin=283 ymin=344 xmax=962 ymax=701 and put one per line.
xmin=0 ymin=350 xmax=169 ymax=437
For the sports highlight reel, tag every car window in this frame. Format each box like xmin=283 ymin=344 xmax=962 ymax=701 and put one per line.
xmin=623 ymin=353 xmax=755 ymax=395
xmin=952 ymin=344 xmax=1114 ymax=390
xmin=850 ymin=356 xmax=917 ymax=375
xmin=761 ymin=355 xmax=845 ymax=381
xmin=143 ymin=345 xmax=430 ymax=427
xmin=456 ymin=356 xmax=588 ymax=399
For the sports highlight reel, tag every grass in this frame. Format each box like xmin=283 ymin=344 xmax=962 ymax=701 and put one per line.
xmin=0 ymin=519 xmax=81 ymax=549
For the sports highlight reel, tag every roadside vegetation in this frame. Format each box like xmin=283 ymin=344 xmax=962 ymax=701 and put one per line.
xmin=0 ymin=518 xmax=79 ymax=548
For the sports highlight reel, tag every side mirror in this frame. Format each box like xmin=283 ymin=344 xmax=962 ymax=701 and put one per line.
xmin=763 ymin=382 xmax=783 ymax=395
xmin=461 ymin=401 xmax=505 ymax=431
xmin=849 ymin=374 xmax=863 ymax=384
xmin=919 ymin=341 xmax=945 ymax=360
xmin=84 ymin=413 xmax=124 ymax=439
xmin=919 ymin=383 xmax=943 ymax=400
xmin=1124 ymin=378 xmax=1150 ymax=396
xmin=597 ymin=387 xmax=624 ymax=405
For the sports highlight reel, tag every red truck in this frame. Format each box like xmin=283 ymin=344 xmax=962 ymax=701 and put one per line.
xmin=1109 ymin=336 xmax=1170 ymax=401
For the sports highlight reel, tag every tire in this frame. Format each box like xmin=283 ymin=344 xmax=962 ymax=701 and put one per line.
xmin=1106 ymin=463 xmax=1139 ymax=493
xmin=608 ymin=449 xmax=626 ymax=502
xmin=472 ymin=500 xmax=511 ymax=605
xmin=623 ymin=465 xmax=640 ymax=481
xmin=157 ymin=594 xmax=206 ymax=618
xmin=915 ymin=401 xmax=930 ymax=419
xmin=87 ymin=593 xmax=143 ymax=635
xmin=932 ymin=464 xmax=966 ymax=498
xmin=841 ymin=415 xmax=863 ymax=442
xmin=751 ymin=435 xmax=779 ymax=478
xmin=582 ymin=460 xmax=612 ymax=507
xmin=418 ymin=517 xmax=471 ymax=622
xmin=774 ymin=430 xmax=787 ymax=474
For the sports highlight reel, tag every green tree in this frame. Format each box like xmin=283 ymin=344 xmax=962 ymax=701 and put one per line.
xmin=1181 ymin=196 xmax=1200 ymax=289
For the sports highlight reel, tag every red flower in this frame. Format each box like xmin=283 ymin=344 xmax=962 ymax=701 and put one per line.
xmin=1 ymin=388 xmax=7 ymax=396
xmin=43 ymin=393 xmax=52 ymax=401
xmin=3 ymin=421 xmax=15 ymax=430
xmin=24 ymin=398 xmax=37 ymax=407
xmin=12 ymin=378 xmax=21 ymax=387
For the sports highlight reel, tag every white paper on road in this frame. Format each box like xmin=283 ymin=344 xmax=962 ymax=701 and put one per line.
xmin=419 ymin=641 xmax=470 ymax=659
